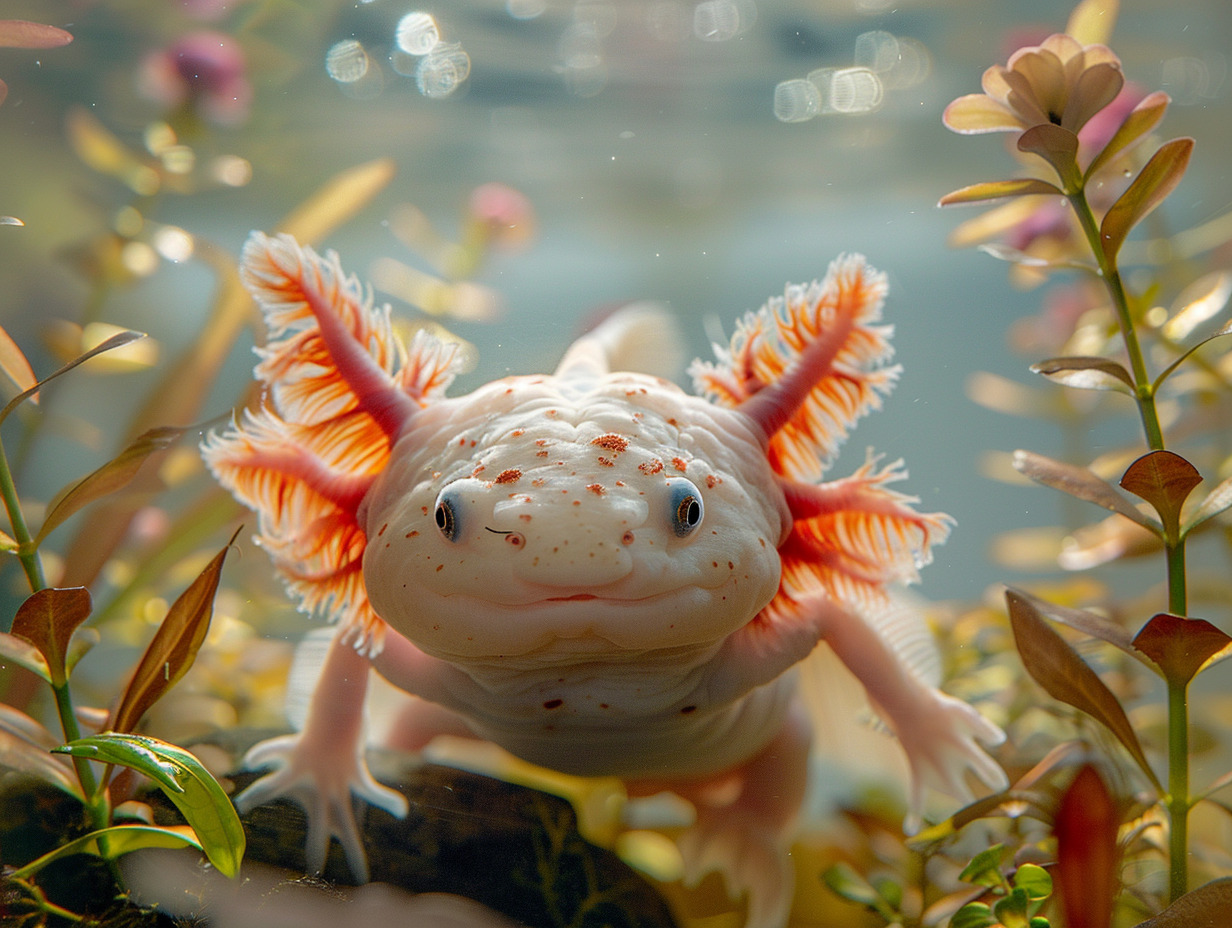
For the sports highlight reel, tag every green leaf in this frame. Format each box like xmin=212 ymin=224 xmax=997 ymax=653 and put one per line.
xmin=939 ymin=178 xmax=1064 ymax=207
xmin=1014 ymin=863 xmax=1053 ymax=901
xmin=822 ymin=862 xmax=897 ymax=919
xmin=1154 ymin=319 xmax=1232 ymax=394
xmin=1133 ymin=878 xmax=1232 ymax=928
xmin=1012 ymin=449 xmax=1159 ymax=532
xmin=1132 ymin=614 xmax=1232 ymax=686
xmin=35 ymin=426 xmax=187 ymax=545
xmin=959 ymin=845 xmax=1009 ymax=888
xmin=1006 ymin=590 xmax=1163 ymax=793
xmin=1018 ymin=125 xmax=1082 ymax=192
xmin=0 ymin=330 xmax=146 ymax=427
xmin=1030 ymin=356 xmax=1136 ymax=395
xmin=55 ymin=733 xmax=245 ymax=877
xmin=1100 ymin=137 xmax=1195 ymax=262
xmin=992 ymin=887 xmax=1031 ymax=928
xmin=1085 ymin=91 xmax=1171 ymax=180
xmin=9 ymin=824 xmax=203 ymax=880
xmin=108 ymin=529 xmax=238 ymax=734
xmin=9 ymin=587 xmax=92 ymax=687
xmin=0 ymin=629 xmax=51 ymax=681
xmin=951 ymin=901 xmax=995 ymax=928
xmin=1119 ymin=450 xmax=1202 ymax=541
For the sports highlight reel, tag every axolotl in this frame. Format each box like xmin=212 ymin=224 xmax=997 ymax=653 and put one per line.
xmin=203 ymin=232 xmax=1006 ymax=928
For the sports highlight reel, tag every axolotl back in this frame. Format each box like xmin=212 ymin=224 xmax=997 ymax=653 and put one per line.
xmin=204 ymin=232 xmax=1006 ymax=928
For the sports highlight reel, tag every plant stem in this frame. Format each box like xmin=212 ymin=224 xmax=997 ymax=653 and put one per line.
xmin=1166 ymin=675 xmax=1190 ymax=901
xmin=0 ymin=434 xmax=45 ymax=591
xmin=1067 ymin=190 xmax=1166 ymax=451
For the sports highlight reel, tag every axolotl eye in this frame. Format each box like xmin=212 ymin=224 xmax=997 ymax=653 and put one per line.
xmin=434 ymin=487 xmax=462 ymax=542
xmin=667 ymin=478 xmax=704 ymax=538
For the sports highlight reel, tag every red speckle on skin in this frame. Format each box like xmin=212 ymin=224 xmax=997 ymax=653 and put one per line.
xmin=531 ymin=478 xmax=546 ymax=487
xmin=420 ymin=506 xmax=430 ymax=516
xmin=435 ymin=564 xmax=444 ymax=572
xmin=667 ymin=418 xmax=678 ymax=426
xmin=377 ymin=523 xmax=388 ymax=536
xmin=519 ymin=513 xmax=532 ymax=522
xmin=638 ymin=459 xmax=664 ymax=475
xmin=622 ymin=531 xmax=635 ymax=545
xmin=535 ymin=439 xmax=550 ymax=446
xmin=586 ymin=484 xmax=605 ymax=495
xmin=536 ymin=450 xmax=549 ymax=457
xmin=472 ymin=464 xmax=486 ymax=476
xmin=728 ymin=561 xmax=734 ymax=570
xmin=680 ymin=705 xmax=697 ymax=714
xmin=706 ymin=474 xmax=721 ymax=488
xmin=543 ymin=698 xmax=563 ymax=709
xmin=406 ymin=530 xmax=419 ymax=538
xmin=511 ymin=429 xmax=524 ymax=437
xmin=495 ymin=468 xmax=522 ymax=484
xmin=546 ymin=409 xmax=558 ymax=417
xmin=591 ymin=433 xmax=629 ymax=453
xmin=615 ymin=480 xmax=626 ymax=487
xmin=572 ymin=500 xmax=582 ymax=506
xmin=671 ymin=457 xmax=688 ymax=472
xmin=597 ymin=457 xmax=614 ymax=467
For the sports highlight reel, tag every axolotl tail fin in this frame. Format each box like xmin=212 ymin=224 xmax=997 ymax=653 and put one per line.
xmin=202 ymin=231 xmax=465 ymax=653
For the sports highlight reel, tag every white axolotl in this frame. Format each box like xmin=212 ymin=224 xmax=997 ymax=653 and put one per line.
xmin=204 ymin=231 xmax=1006 ymax=928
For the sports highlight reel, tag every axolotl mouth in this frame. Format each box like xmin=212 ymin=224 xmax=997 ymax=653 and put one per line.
xmin=544 ymin=593 xmax=598 ymax=602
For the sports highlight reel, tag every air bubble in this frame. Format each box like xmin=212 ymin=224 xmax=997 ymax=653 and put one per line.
xmin=808 ymin=66 xmax=883 ymax=114
xmin=773 ymin=78 xmax=821 ymax=122
xmin=395 ymin=11 xmax=440 ymax=56
xmin=693 ymin=0 xmax=740 ymax=41
xmin=416 ymin=43 xmax=470 ymax=98
xmin=325 ymin=39 xmax=369 ymax=84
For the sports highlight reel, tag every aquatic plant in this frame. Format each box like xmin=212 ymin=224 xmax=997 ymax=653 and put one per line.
xmin=902 ymin=0 xmax=1232 ymax=924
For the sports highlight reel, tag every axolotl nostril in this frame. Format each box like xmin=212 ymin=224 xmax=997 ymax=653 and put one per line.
xmin=203 ymin=231 xmax=1007 ymax=928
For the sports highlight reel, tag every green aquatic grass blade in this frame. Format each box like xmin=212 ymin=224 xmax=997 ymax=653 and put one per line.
xmin=55 ymin=732 xmax=245 ymax=877
xmin=10 ymin=824 xmax=203 ymax=879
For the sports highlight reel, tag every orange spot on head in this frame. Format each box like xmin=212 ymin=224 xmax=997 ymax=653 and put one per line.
xmin=597 ymin=456 xmax=614 ymax=467
xmin=519 ymin=513 xmax=533 ymax=522
xmin=510 ymin=429 xmax=524 ymax=437
xmin=706 ymin=474 xmax=721 ymax=488
xmin=671 ymin=457 xmax=688 ymax=472
xmin=638 ymin=459 xmax=664 ymax=475
xmin=536 ymin=450 xmax=549 ymax=457
xmin=586 ymin=484 xmax=605 ymax=495
xmin=406 ymin=530 xmax=419 ymax=538
xmin=495 ymin=468 xmax=522 ymax=484
xmin=591 ymin=433 xmax=629 ymax=453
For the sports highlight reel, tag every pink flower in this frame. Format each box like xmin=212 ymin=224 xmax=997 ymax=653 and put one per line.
xmin=138 ymin=31 xmax=251 ymax=126
xmin=944 ymin=33 xmax=1123 ymax=136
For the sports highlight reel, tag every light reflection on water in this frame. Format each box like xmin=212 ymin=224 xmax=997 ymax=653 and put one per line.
xmin=1 ymin=0 xmax=1230 ymax=608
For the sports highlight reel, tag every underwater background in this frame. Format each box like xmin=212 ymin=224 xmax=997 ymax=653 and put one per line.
xmin=1 ymin=0 xmax=1230 ymax=608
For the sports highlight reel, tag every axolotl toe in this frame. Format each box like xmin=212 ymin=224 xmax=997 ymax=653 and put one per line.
xmin=204 ymin=232 xmax=1007 ymax=928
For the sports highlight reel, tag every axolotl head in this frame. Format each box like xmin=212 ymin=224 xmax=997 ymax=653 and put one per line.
xmin=360 ymin=372 xmax=791 ymax=661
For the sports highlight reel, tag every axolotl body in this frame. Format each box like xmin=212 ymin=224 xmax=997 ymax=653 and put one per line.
xmin=204 ymin=232 xmax=1006 ymax=928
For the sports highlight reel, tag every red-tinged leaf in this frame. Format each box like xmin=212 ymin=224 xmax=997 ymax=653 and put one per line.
xmin=1012 ymin=449 xmax=1159 ymax=531
xmin=1054 ymin=765 xmax=1120 ymax=928
xmin=1100 ymin=138 xmax=1195 ymax=262
xmin=108 ymin=530 xmax=238 ymax=734
xmin=10 ymin=587 xmax=93 ymax=687
xmin=1006 ymin=590 xmax=1162 ymax=792
xmin=0 ymin=323 xmax=37 ymax=403
xmin=1005 ymin=587 xmax=1143 ymax=662
xmin=1132 ymin=614 xmax=1232 ymax=686
xmin=938 ymin=178 xmax=1064 ymax=207
xmin=0 ymin=728 xmax=81 ymax=797
xmin=0 ymin=20 xmax=73 ymax=49
xmin=34 ymin=425 xmax=187 ymax=545
xmin=1018 ymin=124 xmax=1082 ymax=191
xmin=1133 ymin=878 xmax=1232 ymax=928
xmin=1085 ymin=91 xmax=1171 ymax=180
xmin=1119 ymin=450 xmax=1202 ymax=540
xmin=1031 ymin=355 xmax=1136 ymax=395
xmin=0 ymin=329 xmax=146 ymax=426
xmin=0 ymin=630 xmax=51 ymax=681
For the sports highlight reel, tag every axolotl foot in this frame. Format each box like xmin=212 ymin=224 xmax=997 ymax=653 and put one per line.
xmin=235 ymin=731 xmax=410 ymax=880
